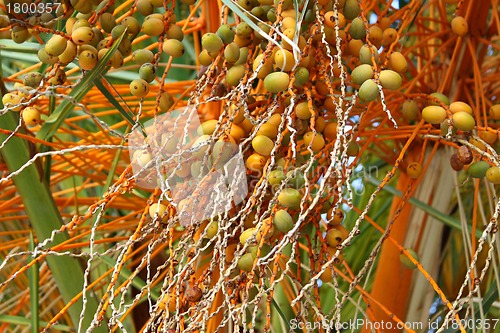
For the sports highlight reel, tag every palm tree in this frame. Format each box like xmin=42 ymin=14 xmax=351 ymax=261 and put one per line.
xmin=0 ymin=0 xmax=498 ymax=332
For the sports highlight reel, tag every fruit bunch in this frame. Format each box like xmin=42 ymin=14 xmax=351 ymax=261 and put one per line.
xmin=0 ymin=0 xmax=498 ymax=331
xmin=134 ymin=0 xmax=427 ymax=326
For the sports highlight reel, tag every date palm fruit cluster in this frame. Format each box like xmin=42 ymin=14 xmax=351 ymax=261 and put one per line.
xmin=173 ymin=3 xmax=495 ymax=290
xmin=0 ymin=0 xmax=184 ymax=127
xmin=401 ymin=93 xmax=500 ymax=183
xmin=146 ymin=0 xmax=412 ymax=278
xmin=0 ymin=0 xmax=498 ymax=322
xmin=0 ymin=0 xmax=495 ymax=247
xmin=2 ymin=0 xmax=485 ymax=275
